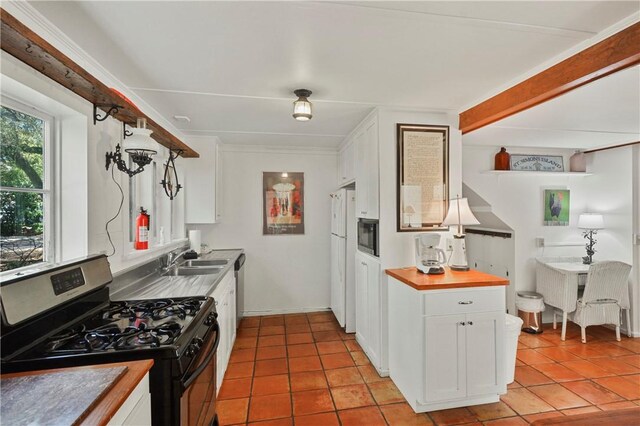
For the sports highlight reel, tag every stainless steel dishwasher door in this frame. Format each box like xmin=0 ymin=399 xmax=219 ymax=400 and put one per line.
xmin=234 ymin=254 xmax=246 ymax=324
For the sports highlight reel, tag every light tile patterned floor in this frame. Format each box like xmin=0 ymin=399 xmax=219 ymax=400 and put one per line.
xmin=217 ymin=312 xmax=640 ymax=425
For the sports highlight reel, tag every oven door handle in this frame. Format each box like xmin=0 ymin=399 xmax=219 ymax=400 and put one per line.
xmin=181 ymin=319 xmax=220 ymax=390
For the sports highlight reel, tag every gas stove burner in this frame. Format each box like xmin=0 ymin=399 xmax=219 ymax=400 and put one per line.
xmin=152 ymin=298 xmax=202 ymax=320
xmin=131 ymin=299 xmax=172 ymax=315
xmin=154 ymin=305 xmax=187 ymax=320
xmin=177 ymin=298 xmax=202 ymax=315
xmin=114 ymin=322 xmax=181 ymax=350
xmin=135 ymin=331 xmax=158 ymax=346
xmin=83 ymin=332 xmax=111 ymax=351
xmin=105 ymin=301 xmax=128 ymax=317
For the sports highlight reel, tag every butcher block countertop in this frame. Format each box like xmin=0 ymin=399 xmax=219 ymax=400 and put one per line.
xmin=0 ymin=360 xmax=153 ymax=426
xmin=385 ymin=267 xmax=509 ymax=290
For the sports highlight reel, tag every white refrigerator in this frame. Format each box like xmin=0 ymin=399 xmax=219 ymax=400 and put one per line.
xmin=331 ymin=189 xmax=356 ymax=332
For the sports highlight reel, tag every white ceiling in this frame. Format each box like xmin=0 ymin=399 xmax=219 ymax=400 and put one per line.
xmin=29 ymin=1 xmax=640 ymax=148
xmin=463 ymin=65 xmax=640 ymax=150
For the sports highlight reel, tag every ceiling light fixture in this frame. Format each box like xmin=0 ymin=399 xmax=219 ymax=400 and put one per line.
xmin=105 ymin=117 xmax=158 ymax=177
xmin=292 ymin=89 xmax=313 ymax=121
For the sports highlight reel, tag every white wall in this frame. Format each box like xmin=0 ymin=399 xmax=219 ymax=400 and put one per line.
xmin=462 ymin=145 xmax=636 ymax=326
xmin=191 ymin=145 xmax=338 ymax=315
xmin=634 ymin=145 xmax=640 ymax=335
xmin=377 ymin=108 xmax=462 ymax=270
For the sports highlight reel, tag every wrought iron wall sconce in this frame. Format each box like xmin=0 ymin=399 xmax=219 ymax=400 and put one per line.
xmin=104 ymin=117 xmax=158 ymax=177
xmin=160 ymin=149 xmax=184 ymax=200
xmin=105 ymin=144 xmax=152 ymax=177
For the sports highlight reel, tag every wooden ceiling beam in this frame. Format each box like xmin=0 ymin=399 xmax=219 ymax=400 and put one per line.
xmin=459 ymin=21 xmax=640 ymax=135
xmin=0 ymin=8 xmax=199 ymax=158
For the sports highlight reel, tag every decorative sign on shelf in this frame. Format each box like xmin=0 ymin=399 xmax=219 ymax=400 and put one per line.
xmin=510 ymin=155 xmax=564 ymax=172
xmin=396 ymin=123 xmax=449 ymax=232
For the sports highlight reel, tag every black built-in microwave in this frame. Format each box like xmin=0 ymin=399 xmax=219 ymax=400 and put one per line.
xmin=357 ymin=219 xmax=379 ymax=257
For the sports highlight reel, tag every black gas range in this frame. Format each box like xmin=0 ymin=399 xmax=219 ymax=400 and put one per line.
xmin=0 ymin=254 xmax=220 ymax=426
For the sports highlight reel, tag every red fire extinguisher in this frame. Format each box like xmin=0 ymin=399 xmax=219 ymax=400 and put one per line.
xmin=135 ymin=207 xmax=150 ymax=250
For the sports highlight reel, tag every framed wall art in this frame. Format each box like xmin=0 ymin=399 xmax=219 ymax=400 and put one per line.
xmin=543 ymin=189 xmax=570 ymax=226
xmin=263 ymin=172 xmax=304 ymax=235
xmin=397 ymin=123 xmax=449 ymax=232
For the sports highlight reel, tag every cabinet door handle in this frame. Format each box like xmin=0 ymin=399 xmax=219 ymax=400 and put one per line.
xmin=458 ymin=301 xmax=473 ymax=305
xmin=458 ymin=322 xmax=466 ymax=326
xmin=361 ymin=262 xmax=367 ymax=266
xmin=467 ymin=321 xmax=473 ymax=326
xmin=360 ymin=211 xmax=367 ymax=215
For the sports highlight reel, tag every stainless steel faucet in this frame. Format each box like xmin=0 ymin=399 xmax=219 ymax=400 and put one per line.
xmin=164 ymin=249 xmax=193 ymax=271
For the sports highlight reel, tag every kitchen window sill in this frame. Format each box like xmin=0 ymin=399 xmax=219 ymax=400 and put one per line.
xmin=122 ymin=238 xmax=188 ymax=261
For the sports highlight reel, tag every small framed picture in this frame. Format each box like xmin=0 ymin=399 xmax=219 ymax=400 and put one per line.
xmin=543 ymin=189 xmax=570 ymax=226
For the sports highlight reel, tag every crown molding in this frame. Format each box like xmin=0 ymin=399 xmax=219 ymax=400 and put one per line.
xmin=2 ymin=1 xmax=185 ymax=141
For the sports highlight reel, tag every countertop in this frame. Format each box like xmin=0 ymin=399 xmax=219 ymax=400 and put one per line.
xmin=385 ymin=267 xmax=509 ymax=290
xmin=0 ymin=360 xmax=153 ymax=426
xmin=110 ymin=249 xmax=243 ymax=300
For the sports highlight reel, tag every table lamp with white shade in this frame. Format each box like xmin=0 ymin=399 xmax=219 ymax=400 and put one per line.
xmin=578 ymin=213 xmax=604 ymax=264
xmin=441 ymin=197 xmax=480 ymax=271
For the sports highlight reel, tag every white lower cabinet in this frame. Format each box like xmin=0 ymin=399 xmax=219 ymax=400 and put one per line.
xmin=389 ymin=278 xmax=506 ymax=412
xmin=108 ymin=373 xmax=151 ymax=425
xmin=355 ymin=251 xmax=387 ymax=375
xmin=212 ymin=270 xmax=237 ymax=392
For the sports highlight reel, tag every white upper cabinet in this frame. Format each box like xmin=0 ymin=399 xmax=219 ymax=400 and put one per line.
xmin=184 ymin=138 xmax=222 ymax=224
xmin=355 ymin=115 xmax=379 ymax=219
xmin=337 ymin=141 xmax=356 ymax=186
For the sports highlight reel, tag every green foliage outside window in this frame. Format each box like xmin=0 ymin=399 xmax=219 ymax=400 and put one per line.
xmin=1 ymin=105 xmax=46 ymax=271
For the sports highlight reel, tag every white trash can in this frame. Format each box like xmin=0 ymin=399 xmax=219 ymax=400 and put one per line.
xmin=505 ymin=314 xmax=524 ymax=384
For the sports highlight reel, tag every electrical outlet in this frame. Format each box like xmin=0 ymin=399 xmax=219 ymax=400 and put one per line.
xmin=446 ymin=238 xmax=454 ymax=251
xmin=535 ymin=237 xmax=545 ymax=247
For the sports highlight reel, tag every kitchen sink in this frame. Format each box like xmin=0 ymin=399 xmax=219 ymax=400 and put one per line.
xmin=163 ymin=266 xmax=223 ymax=276
xmin=182 ymin=259 xmax=229 ymax=267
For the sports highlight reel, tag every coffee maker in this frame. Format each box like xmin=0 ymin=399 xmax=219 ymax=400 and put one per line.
xmin=415 ymin=234 xmax=446 ymax=274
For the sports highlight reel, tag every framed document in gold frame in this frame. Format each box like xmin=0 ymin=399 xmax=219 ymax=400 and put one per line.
xmin=397 ymin=124 xmax=449 ymax=232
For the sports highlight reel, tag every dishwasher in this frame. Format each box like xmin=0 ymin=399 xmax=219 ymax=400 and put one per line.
xmin=235 ymin=253 xmax=246 ymax=324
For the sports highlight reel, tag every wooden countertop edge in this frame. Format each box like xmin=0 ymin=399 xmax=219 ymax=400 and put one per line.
xmin=385 ymin=268 xmax=509 ymax=290
xmin=80 ymin=359 xmax=154 ymax=426
xmin=1 ymin=360 xmax=154 ymax=426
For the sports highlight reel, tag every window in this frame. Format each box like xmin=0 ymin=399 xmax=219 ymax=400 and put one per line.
xmin=0 ymin=100 xmax=53 ymax=272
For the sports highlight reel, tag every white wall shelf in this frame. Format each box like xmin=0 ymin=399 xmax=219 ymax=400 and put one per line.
xmin=483 ymin=171 xmax=592 ymax=176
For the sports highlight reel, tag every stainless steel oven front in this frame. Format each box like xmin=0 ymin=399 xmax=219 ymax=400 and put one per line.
xmin=180 ymin=313 xmax=221 ymax=426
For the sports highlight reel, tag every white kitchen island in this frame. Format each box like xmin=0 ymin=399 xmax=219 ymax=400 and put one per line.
xmin=386 ymin=267 xmax=509 ymax=413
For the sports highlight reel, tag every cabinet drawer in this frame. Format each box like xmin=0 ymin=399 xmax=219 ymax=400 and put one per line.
xmin=422 ymin=287 xmax=504 ymax=316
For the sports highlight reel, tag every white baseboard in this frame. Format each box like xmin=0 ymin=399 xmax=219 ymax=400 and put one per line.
xmin=241 ymin=307 xmax=331 ymax=317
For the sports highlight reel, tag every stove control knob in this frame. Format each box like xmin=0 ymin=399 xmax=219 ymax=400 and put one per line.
xmin=186 ymin=345 xmax=197 ymax=357
xmin=204 ymin=313 xmax=217 ymax=326
xmin=193 ymin=337 xmax=204 ymax=349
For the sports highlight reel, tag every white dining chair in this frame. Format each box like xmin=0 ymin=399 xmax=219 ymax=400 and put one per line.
xmin=571 ymin=261 xmax=632 ymax=343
